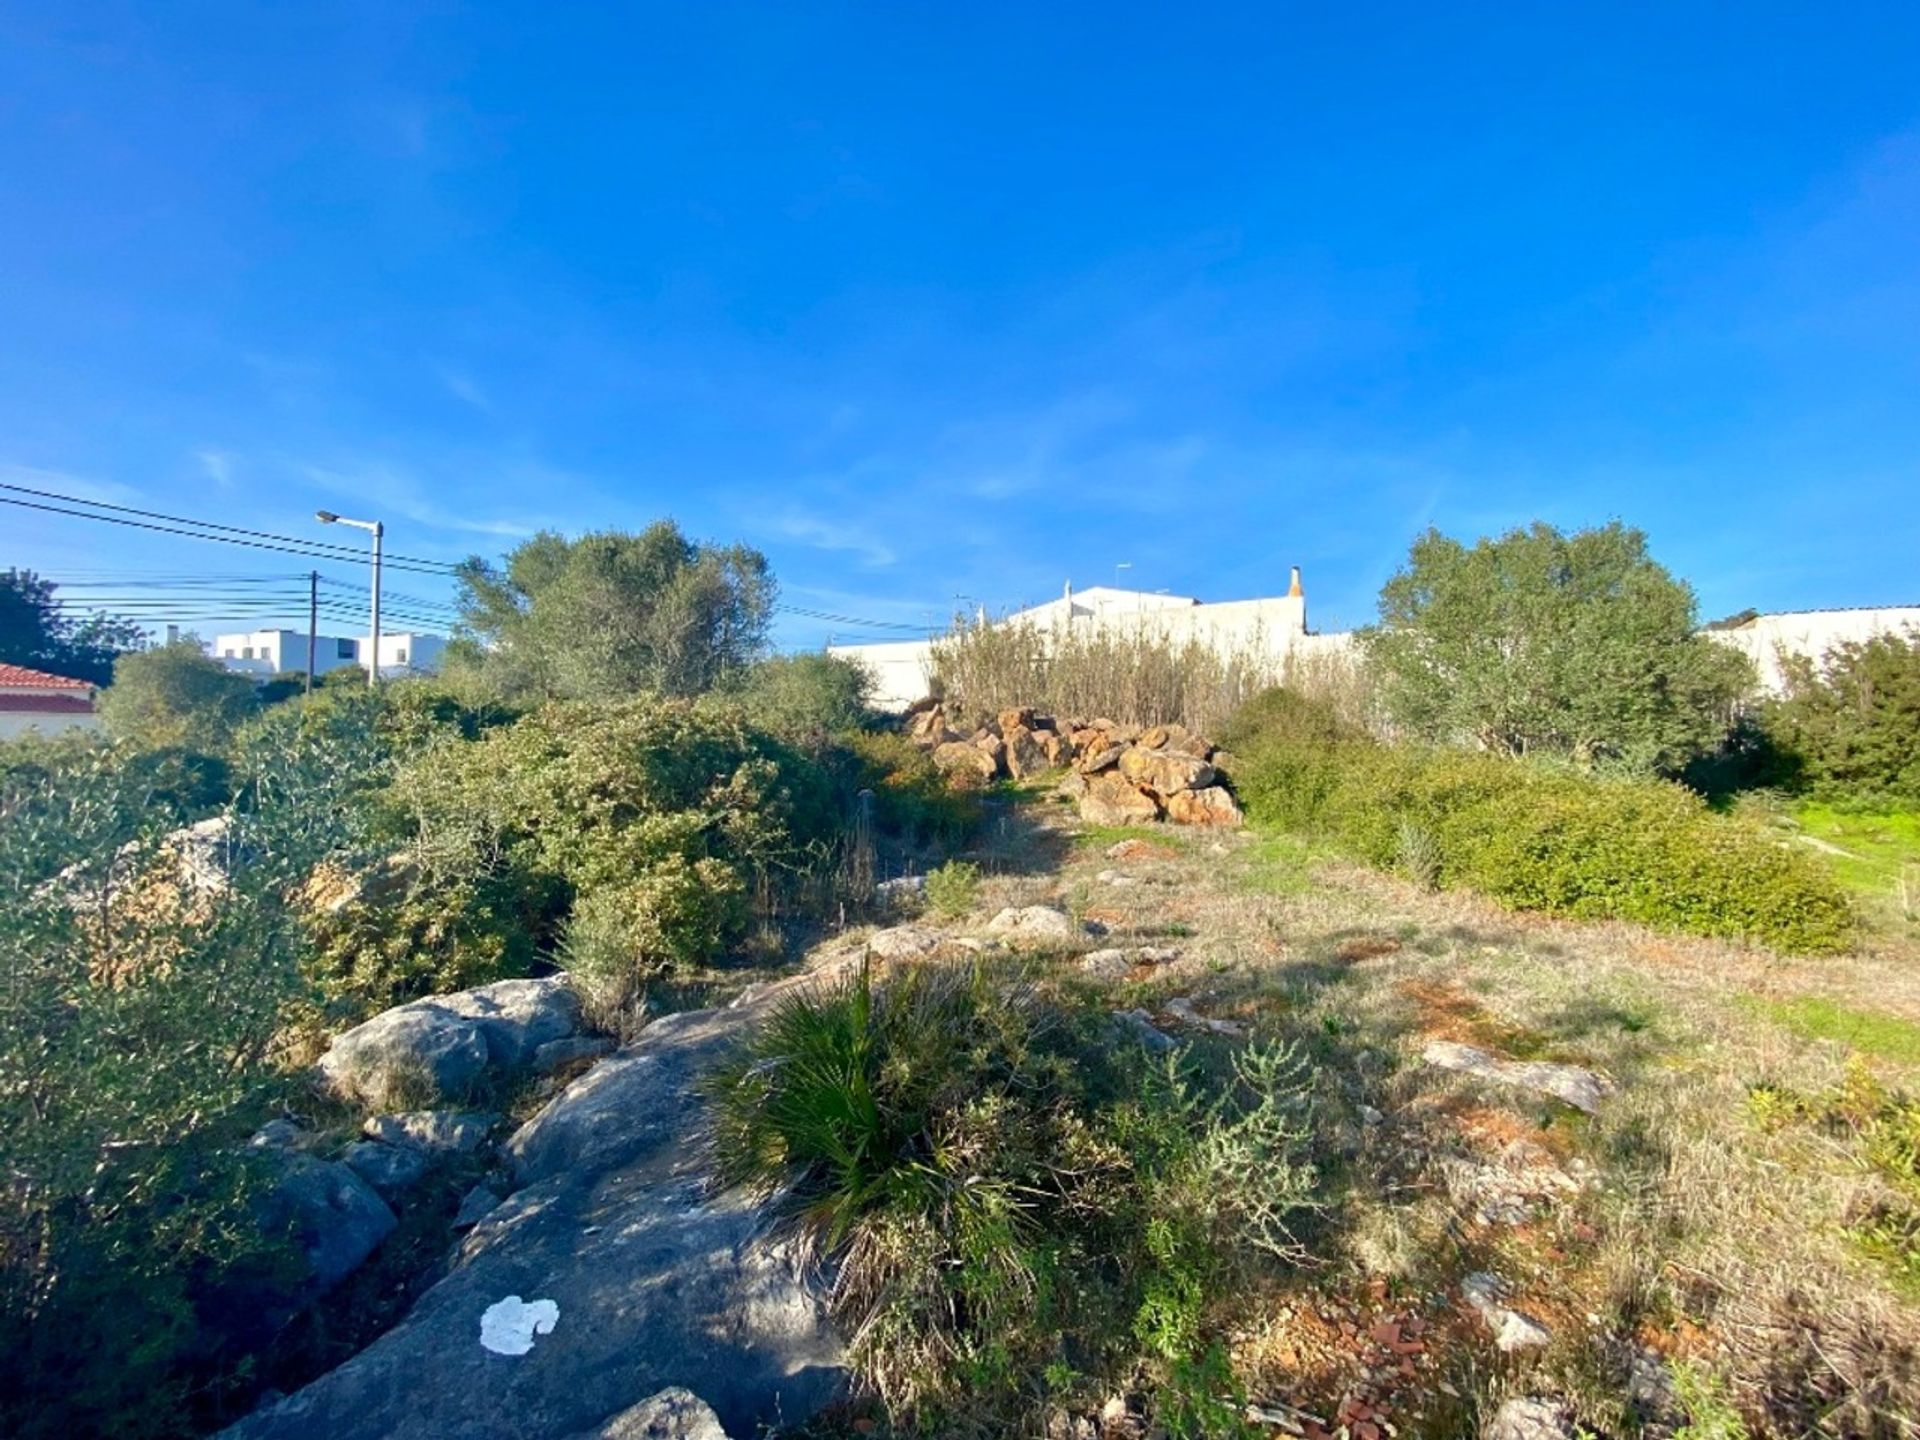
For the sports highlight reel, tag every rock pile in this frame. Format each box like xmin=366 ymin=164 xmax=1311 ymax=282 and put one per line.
xmin=902 ymin=699 xmax=1243 ymax=828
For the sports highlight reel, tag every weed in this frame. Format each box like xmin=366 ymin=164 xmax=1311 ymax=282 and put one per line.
xmin=923 ymin=860 xmax=981 ymax=920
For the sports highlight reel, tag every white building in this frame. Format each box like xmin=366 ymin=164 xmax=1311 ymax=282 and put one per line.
xmin=214 ymin=628 xmax=363 ymax=680
xmin=831 ymin=569 xmax=1331 ymax=711
xmin=360 ymin=632 xmax=447 ymax=679
xmin=1707 ymin=605 xmax=1920 ymax=695
xmin=212 ymin=628 xmax=446 ymax=681
xmin=0 ymin=662 xmax=103 ymax=740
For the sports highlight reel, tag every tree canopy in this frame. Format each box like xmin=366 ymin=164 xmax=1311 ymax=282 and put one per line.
xmin=1766 ymin=630 xmax=1920 ymax=805
xmin=96 ymin=638 xmax=258 ymax=752
xmin=0 ymin=568 xmax=146 ymax=686
xmin=444 ymin=524 xmax=774 ymax=701
xmin=1361 ymin=521 xmax=1753 ymax=773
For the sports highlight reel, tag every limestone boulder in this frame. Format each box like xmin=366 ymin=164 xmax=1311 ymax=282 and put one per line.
xmin=1076 ymin=742 xmax=1126 ymax=775
xmin=1164 ymin=786 xmax=1244 ymax=828
xmin=865 ymin=925 xmax=945 ymax=962
xmin=1003 ymin=725 xmax=1050 ymax=780
xmin=1422 ymin=1040 xmax=1613 ymax=1115
xmin=563 ymin=1388 xmax=732 ymax=1440
xmin=1117 ymin=747 xmax=1215 ymax=797
xmin=982 ymin=906 xmax=1081 ymax=950
xmin=932 ymin=741 xmax=997 ymax=781
xmin=222 ymin=982 xmax=846 ymax=1440
xmin=315 ymin=977 xmax=584 ymax=1107
xmin=255 ymin=1155 xmax=398 ymax=1296
xmin=1079 ymin=771 xmax=1161 ymax=826
xmin=362 ymin=1110 xmax=498 ymax=1155
xmin=343 ymin=1140 xmax=433 ymax=1198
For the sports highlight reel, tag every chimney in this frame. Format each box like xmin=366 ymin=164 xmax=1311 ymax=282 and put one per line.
xmin=1287 ymin=566 xmax=1303 ymax=598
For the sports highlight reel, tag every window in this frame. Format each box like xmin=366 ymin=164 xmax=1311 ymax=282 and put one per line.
xmin=223 ymin=650 xmax=236 ymax=659
xmin=243 ymin=647 xmax=255 ymax=660
xmin=396 ymin=648 xmax=408 ymax=664
xmin=337 ymin=639 xmax=356 ymax=660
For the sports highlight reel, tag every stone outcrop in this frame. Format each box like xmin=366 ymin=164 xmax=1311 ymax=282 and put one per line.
xmin=222 ymin=977 xmax=847 ymax=1440
xmin=1421 ymin=1040 xmax=1613 ymax=1115
xmin=315 ymin=976 xmax=584 ymax=1107
xmin=900 ymin=700 xmax=1242 ymax=828
xmin=254 ymin=1154 xmax=398 ymax=1297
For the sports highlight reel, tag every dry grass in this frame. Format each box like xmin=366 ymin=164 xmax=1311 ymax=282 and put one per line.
xmin=944 ymin=795 xmax=1920 ymax=1438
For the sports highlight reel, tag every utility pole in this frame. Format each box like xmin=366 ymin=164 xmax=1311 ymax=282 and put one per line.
xmin=306 ymin=570 xmax=318 ymax=694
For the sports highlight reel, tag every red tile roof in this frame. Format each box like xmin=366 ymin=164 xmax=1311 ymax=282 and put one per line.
xmin=0 ymin=662 xmax=93 ymax=690
xmin=0 ymin=693 xmax=94 ymax=714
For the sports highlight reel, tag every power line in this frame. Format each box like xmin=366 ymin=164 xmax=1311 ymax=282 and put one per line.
xmin=0 ymin=490 xmax=464 ymax=577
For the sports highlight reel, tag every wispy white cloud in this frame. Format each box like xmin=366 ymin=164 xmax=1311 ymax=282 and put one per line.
xmin=193 ymin=448 xmax=236 ymax=489
xmin=770 ymin=510 xmax=898 ymax=568
xmin=437 ymin=368 xmax=491 ymax=412
xmin=0 ymin=461 xmax=144 ymax=507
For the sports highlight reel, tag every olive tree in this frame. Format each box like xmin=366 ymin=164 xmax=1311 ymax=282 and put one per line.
xmin=98 ymin=638 xmax=257 ymax=753
xmin=444 ymin=523 xmax=774 ymax=701
xmin=1361 ymin=521 xmax=1753 ymax=773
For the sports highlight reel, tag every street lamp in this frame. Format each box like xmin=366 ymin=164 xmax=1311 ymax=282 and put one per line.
xmin=316 ymin=510 xmax=384 ymax=688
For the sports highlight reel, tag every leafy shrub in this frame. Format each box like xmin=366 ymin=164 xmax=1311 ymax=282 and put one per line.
xmin=98 ymin=638 xmax=259 ymax=753
xmin=730 ymin=652 xmax=875 ymax=747
xmin=923 ymin=859 xmax=980 ymax=918
xmin=709 ymin=959 xmax=1318 ymax=1432
xmin=837 ymin=730 xmax=980 ymax=848
xmin=0 ymin=701 xmax=386 ymax=1438
xmin=1765 ymin=630 xmax=1920 ymax=806
xmin=1224 ymin=688 xmax=1855 ymax=954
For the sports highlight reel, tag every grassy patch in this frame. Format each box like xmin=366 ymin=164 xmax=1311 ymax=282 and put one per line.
xmin=1237 ymin=830 xmax=1319 ymax=895
xmin=1074 ymin=823 xmax=1192 ymax=851
xmin=1792 ymin=803 xmax=1920 ymax=898
xmin=1750 ymin=993 xmax=1920 ymax=1066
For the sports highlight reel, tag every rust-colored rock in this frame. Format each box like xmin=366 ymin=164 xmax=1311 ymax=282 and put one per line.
xmin=1079 ymin=771 xmax=1161 ymax=826
xmin=1165 ymin=786 xmax=1243 ymax=827
xmin=1078 ymin=742 xmax=1126 ymax=775
xmin=1003 ymin=725 xmax=1050 ymax=780
xmin=1039 ymin=729 xmax=1078 ymax=766
xmin=996 ymin=706 xmax=1036 ymax=736
xmin=1117 ymin=746 xmax=1216 ymax=796
xmin=932 ymin=741 xmax=998 ymax=780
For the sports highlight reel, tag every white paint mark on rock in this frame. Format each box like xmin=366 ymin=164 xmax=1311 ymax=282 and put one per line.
xmin=479 ymin=1294 xmax=560 ymax=1355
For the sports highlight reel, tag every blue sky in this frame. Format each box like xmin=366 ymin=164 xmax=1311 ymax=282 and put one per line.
xmin=3 ymin=4 xmax=1917 ymax=648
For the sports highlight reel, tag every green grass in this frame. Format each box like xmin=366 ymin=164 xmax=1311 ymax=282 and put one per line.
xmin=1073 ymin=823 xmax=1191 ymax=850
xmin=1750 ymin=993 xmax=1920 ymax=1066
xmin=1792 ymin=803 xmax=1920 ymax=898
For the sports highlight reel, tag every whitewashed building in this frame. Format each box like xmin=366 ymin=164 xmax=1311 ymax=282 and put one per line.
xmin=214 ymin=628 xmax=363 ymax=680
xmin=213 ymin=628 xmax=446 ymax=681
xmin=831 ymin=569 xmax=1335 ymax=711
xmin=1706 ymin=605 xmax=1920 ymax=694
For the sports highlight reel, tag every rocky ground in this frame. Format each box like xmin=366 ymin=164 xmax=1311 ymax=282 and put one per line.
xmin=228 ymin=787 xmax=1920 ymax=1439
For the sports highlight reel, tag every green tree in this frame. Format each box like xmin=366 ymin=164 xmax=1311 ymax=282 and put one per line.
xmin=1362 ymin=522 xmax=1753 ymax=773
xmin=0 ymin=568 xmax=146 ymax=685
xmin=444 ymin=523 xmax=774 ymax=701
xmin=97 ymin=639 xmax=257 ymax=753
xmin=730 ymin=652 xmax=874 ymax=746
xmin=1765 ymin=630 xmax=1920 ymax=805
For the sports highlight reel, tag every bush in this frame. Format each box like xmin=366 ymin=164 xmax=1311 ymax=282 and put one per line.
xmin=709 ymin=959 xmax=1318 ymax=1433
xmin=837 ymin=730 xmax=980 ymax=849
xmin=98 ymin=639 xmax=258 ymax=754
xmin=1765 ymin=630 xmax=1920 ymax=806
xmin=931 ymin=617 xmax=1276 ymax=735
xmin=0 ymin=700 xmax=386 ymax=1438
xmin=730 ymin=652 xmax=875 ymax=747
xmin=1223 ymin=688 xmax=1855 ymax=954
xmin=923 ymin=860 xmax=980 ymax=919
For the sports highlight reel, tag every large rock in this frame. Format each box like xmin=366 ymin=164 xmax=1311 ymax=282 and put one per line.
xmin=315 ymin=977 xmax=582 ymax=1107
xmin=223 ymin=982 xmax=846 ymax=1440
xmin=362 ymin=1110 xmax=498 ymax=1155
xmin=1422 ymin=1040 xmax=1613 ymax=1115
xmin=865 ymin=924 xmax=944 ymax=961
xmin=1117 ymin=746 xmax=1215 ymax=797
xmin=1165 ymin=786 xmax=1243 ymax=827
xmin=932 ymin=741 xmax=997 ymax=780
xmin=256 ymin=1155 xmax=398 ymax=1295
xmin=1137 ymin=724 xmax=1211 ymax=759
xmin=342 ymin=1140 xmax=433 ymax=1198
xmin=1003 ymin=725 xmax=1051 ymax=780
xmin=563 ymin=1387 xmax=732 ymax=1440
xmin=1484 ymin=1398 xmax=1576 ymax=1440
xmin=982 ymin=906 xmax=1080 ymax=950
xmin=1076 ymin=742 xmax=1126 ymax=775
xmin=1079 ymin=771 xmax=1161 ymax=826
